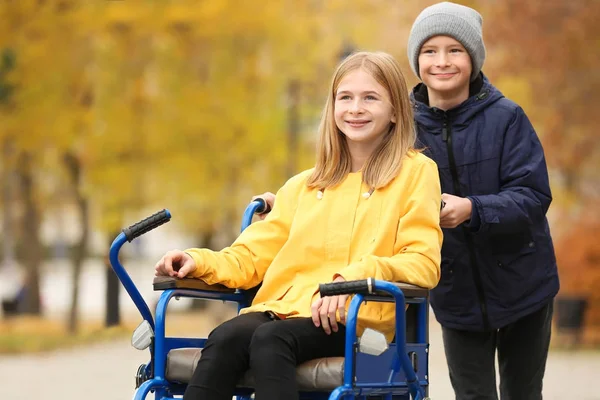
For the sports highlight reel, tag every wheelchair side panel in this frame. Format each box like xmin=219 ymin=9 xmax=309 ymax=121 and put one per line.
xmin=355 ymin=343 xmax=429 ymax=387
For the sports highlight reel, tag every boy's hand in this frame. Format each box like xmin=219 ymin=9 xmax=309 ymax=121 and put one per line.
xmin=311 ymin=276 xmax=348 ymax=335
xmin=252 ymin=192 xmax=276 ymax=220
xmin=154 ymin=250 xmax=197 ymax=278
xmin=440 ymin=193 xmax=472 ymax=228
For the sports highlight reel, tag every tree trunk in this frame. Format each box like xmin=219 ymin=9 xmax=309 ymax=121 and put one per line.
xmin=17 ymin=152 xmax=42 ymax=315
xmin=1 ymin=139 xmax=15 ymax=269
xmin=286 ymin=80 xmax=300 ymax=178
xmin=105 ymin=231 xmax=121 ymax=327
xmin=1 ymin=139 xmax=18 ymax=319
xmin=64 ymin=152 xmax=89 ymax=334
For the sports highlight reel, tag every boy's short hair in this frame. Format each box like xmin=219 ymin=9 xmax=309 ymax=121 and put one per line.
xmin=407 ymin=1 xmax=486 ymax=82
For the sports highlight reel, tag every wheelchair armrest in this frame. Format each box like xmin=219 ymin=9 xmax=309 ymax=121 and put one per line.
xmin=152 ymin=276 xmax=235 ymax=293
xmin=390 ymin=282 xmax=428 ymax=298
xmin=364 ymin=282 xmax=428 ymax=303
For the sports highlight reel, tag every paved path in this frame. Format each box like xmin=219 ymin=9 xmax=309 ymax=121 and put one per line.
xmin=1 ymin=316 xmax=599 ymax=400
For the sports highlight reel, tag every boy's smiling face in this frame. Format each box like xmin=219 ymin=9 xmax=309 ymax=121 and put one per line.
xmin=418 ymin=35 xmax=472 ymax=95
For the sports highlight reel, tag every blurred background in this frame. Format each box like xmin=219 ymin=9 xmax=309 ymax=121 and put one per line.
xmin=0 ymin=0 xmax=599 ymax=399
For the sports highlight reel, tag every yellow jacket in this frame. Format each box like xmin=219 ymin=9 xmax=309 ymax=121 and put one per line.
xmin=186 ymin=152 xmax=442 ymax=340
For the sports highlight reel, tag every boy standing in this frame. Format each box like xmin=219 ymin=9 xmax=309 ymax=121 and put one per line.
xmin=408 ymin=2 xmax=559 ymax=399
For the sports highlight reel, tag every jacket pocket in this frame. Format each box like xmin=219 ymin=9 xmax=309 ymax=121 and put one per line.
xmin=490 ymin=243 xmax=538 ymax=307
xmin=253 ymin=283 xmax=292 ymax=305
xmin=495 ymin=241 xmax=536 ymax=270
xmin=440 ymin=257 xmax=455 ymax=280
xmin=433 ymin=256 xmax=473 ymax=311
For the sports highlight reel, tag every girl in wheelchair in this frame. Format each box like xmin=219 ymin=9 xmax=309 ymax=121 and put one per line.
xmin=154 ymin=51 xmax=442 ymax=400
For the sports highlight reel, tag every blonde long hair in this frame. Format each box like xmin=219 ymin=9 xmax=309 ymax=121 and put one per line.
xmin=307 ymin=51 xmax=416 ymax=190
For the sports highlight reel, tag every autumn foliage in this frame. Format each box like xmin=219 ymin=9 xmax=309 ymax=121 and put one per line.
xmin=0 ymin=0 xmax=598 ymax=338
xmin=480 ymin=0 xmax=600 ymax=342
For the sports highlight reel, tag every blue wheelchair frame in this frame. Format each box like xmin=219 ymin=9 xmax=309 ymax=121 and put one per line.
xmin=109 ymin=202 xmax=430 ymax=400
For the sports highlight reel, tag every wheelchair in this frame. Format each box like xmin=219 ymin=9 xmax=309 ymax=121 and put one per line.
xmin=110 ymin=201 xmax=431 ymax=400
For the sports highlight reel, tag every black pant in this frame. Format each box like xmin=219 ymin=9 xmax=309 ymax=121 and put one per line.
xmin=442 ymin=301 xmax=553 ymax=400
xmin=183 ymin=312 xmax=346 ymax=400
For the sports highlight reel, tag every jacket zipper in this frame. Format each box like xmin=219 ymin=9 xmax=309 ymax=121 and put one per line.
xmin=442 ymin=115 xmax=491 ymax=331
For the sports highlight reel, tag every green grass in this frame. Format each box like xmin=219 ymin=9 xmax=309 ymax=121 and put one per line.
xmin=0 ymin=310 xmax=226 ymax=354
xmin=0 ymin=316 xmax=135 ymax=354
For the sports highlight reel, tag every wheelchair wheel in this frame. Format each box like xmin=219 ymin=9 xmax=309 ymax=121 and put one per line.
xmin=135 ymin=363 xmax=150 ymax=388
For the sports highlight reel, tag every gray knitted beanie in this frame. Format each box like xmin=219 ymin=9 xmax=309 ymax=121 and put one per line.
xmin=407 ymin=2 xmax=485 ymax=82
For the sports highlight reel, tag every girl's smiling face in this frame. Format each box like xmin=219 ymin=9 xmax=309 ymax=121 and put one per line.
xmin=334 ymin=68 xmax=396 ymax=150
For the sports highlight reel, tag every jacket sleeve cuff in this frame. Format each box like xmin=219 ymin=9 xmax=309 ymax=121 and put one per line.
xmin=184 ymin=249 xmax=206 ymax=278
xmin=466 ymin=196 xmax=482 ymax=231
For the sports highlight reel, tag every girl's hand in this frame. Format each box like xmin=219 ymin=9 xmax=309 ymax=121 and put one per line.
xmin=154 ymin=250 xmax=197 ymax=278
xmin=311 ymin=276 xmax=349 ymax=335
xmin=252 ymin=192 xmax=276 ymax=220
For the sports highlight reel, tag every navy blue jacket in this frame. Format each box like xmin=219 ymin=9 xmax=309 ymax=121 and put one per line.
xmin=412 ymin=74 xmax=559 ymax=331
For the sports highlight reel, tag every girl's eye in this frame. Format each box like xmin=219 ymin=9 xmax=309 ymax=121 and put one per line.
xmin=338 ymin=95 xmax=351 ymax=100
xmin=365 ymin=95 xmax=377 ymax=101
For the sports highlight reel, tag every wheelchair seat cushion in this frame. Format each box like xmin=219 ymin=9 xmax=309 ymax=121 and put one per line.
xmin=166 ymin=348 xmax=344 ymax=391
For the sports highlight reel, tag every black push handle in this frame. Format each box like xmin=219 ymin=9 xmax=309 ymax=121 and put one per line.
xmin=122 ymin=209 xmax=172 ymax=242
xmin=254 ymin=197 xmax=272 ymax=215
xmin=319 ymin=278 xmax=373 ymax=297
